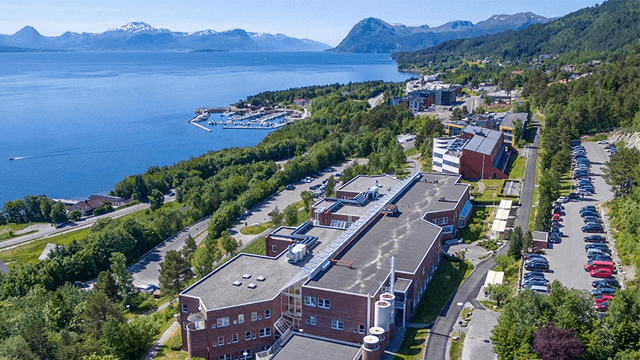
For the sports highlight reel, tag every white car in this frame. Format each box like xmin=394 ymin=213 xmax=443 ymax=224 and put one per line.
xmin=556 ymin=196 xmax=568 ymax=203
xmin=597 ymin=140 xmax=609 ymax=145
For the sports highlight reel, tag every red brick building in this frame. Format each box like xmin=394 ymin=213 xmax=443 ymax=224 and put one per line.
xmin=179 ymin=172 xmax=472 ymax=360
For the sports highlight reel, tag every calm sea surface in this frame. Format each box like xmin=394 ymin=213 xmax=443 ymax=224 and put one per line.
xmin=0 ymin=51 xmax=410 ymax=205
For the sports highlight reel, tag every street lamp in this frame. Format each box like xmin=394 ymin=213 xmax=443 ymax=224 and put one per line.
xmin=243 ymin=351 xmax=249 ymax=360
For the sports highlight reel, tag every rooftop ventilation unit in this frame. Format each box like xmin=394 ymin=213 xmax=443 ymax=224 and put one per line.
xmin=247 ymin=283 xmax=257 ymax=289
xmin=257 ymin=276 xmax=266 ymax=282
xmin=232 ymin=280 xmax=242 ymax=286
xmin=242 ymin=274 xmax=251 ymax=279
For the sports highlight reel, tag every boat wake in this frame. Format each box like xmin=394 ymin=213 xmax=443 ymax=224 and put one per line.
xmin=9 ymin=148 xmax=129 ymax=161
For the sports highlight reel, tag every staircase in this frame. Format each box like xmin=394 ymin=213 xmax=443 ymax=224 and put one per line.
xmin=274 ymin=316 xmax=292 ymax=337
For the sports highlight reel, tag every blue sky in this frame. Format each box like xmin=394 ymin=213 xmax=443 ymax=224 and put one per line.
xmin=1 ymin=0 xmax=601 ymax=46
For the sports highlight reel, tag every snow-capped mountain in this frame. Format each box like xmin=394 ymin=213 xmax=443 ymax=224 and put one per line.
xmin=0 ymin=22 xmax=330 ymax=52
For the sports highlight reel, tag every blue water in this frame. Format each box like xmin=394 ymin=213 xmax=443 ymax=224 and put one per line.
xmin=0 ymin=52 xmax=410 ymax=206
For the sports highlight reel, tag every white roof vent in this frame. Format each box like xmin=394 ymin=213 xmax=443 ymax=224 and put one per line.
xmin=232 ymin=280 xmax=242 ymax=286
xmin=257 ymin=276 xmax=266 ymax=282
xmin=242 ymin=274 xmax=251 ymax=279
xmin=247 ymin=283 xmax=257 ymax=289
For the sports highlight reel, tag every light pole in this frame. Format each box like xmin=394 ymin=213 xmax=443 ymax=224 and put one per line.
xmin=243 ymin=351 xmax=249 ymax=360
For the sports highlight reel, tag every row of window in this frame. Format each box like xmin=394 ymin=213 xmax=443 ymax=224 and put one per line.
xmin=214 ymin=328 xmax=272 ymax=348
xmin=443 ymin=159 xmax=459 ymax=168
xmin=304 ymin=317 xmax=366 ymax=334
xmin=212 ymin=310 xmax=271 ymax=329
xmin=218 ymin=350 xmax=251 ymax=360
xmin=303 ymin=296 xmax=331 ymax=309
xmin=432 ymin=217 xmax=448 ymax=226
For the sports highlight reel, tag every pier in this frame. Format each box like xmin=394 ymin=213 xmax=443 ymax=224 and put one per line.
xmin=194 ymin=107 xmax=229 ymax=114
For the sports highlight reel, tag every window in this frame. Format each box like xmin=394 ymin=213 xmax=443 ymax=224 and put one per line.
xmin=304 ymin=296 xmax=316 ymax=306
xmin=238 ymin=314 xmax=244 ymax=324
xmin=310 ymin=315 xmax=316 ymax=326
xmin=442 ymin=217 xmax=448 ymax=225
xmin=181 ymin=303 xmax=187 ymax=313
xmin=433 ymin=218 xmax=440 ymax=225
xmin=459 ymin=219 xmax=465 ymax=227
xmin=217 ymin=317 xmax=230 ymax=328
xmin=265 ymin=309 xmax=271 ymax=319
xmin=433 ymin=152 xmax=444 ymax=158
xmin=359 ymin=325 xmax=365 ymax=334
xmin=245 ymin=331 xmax=251 ymax=341
xmin=271 ymin=245 xmax=277 ymax=253
xmin=259 ymin=327 xmax=272 ymax=338
xmin=218 ymin=336 xmax=224 ymax=346
xmin=251 ymin=312 xmax=258 ymax=321
xmin=219 ymin=355 xmax=231 ymax=360
xmin=232 ymin=334 xmax=238 ymax=343
xmin=318 ymin=298 xmax=330 ymax=309
xmin=331 ymin=319 xmax=344 ymax=330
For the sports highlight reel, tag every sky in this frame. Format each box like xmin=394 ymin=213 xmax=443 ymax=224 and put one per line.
xmin=1 ymin=0 xmax=602 ymax=46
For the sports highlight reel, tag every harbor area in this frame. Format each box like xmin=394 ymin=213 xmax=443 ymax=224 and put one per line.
xmin=188 ymin=105 xmax=308 ymax=132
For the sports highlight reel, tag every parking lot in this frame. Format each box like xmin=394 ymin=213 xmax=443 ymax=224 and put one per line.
xmin=542 ymin=141 xmax=615 ymax=291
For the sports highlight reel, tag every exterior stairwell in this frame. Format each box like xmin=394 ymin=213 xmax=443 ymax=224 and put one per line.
xmin=274 ymin=316 xmax=292 ymax=337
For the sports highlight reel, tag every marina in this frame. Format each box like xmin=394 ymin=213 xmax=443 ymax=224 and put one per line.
xmin=198 ymin=107 xmax=296 ymax=130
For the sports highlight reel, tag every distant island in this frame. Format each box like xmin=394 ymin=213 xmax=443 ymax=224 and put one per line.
xmin=0 ymin=22 xmax=331 ymax=52
xmin=330 ymin=12 xmax=549 ymax=53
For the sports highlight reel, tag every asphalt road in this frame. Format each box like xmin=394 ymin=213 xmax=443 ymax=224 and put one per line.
xmin=422 ymin=116 xmax=541 ymax=360
xmin=130 ymin=217 xmax=209 ymax=288
xmin=544 ymin=141 xmax=614 ymax=291
xmin=1 ymin=193 xmax=177 ymax=250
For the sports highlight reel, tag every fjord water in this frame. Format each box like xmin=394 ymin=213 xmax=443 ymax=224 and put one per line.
xmin=0 ymin=51 xmax=410 ymax=205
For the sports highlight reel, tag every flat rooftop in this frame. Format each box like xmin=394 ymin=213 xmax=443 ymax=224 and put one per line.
xmin=463 ymin=125 xmax=502 ymax=156
xmin=307 ymin=173 xmax=467 ymax=295
xmin=338 ymin=174 xmax=400 ymax=195
xmin=500 ymin=112 xmax=528 ymax=129
xmin=182 ymin=225 xmax=344 ymax=310
xmin=272 ymin=334 xmax=361 ymax=360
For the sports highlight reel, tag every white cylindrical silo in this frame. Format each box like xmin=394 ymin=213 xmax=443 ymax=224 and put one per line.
xmin=374 ymin=300 xmax=391 ymax=332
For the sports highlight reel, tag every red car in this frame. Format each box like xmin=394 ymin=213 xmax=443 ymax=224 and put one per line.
xmin=595 ymin=301 xmax=609 ymax=312
xmin=594 ymin=294 xmax=613 ymax=305
xmin=552 ymin=213 xmax=560 ymax=221
xmin=591 ymin=268 xmax=612 ymax=278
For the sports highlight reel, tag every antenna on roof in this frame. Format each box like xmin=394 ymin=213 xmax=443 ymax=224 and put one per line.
xmin=390 ymin=256 xmax=395 ymax=294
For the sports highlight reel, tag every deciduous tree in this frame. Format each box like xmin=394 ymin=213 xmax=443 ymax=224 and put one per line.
xmin=532 ymin=323 xmax=584 ymax=360
xmin=270 ymin=206 xmax=283 ymax=227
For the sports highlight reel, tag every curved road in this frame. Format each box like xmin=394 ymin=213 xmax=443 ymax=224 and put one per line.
xmin=422 ymin=117 xmax=540 ymax=360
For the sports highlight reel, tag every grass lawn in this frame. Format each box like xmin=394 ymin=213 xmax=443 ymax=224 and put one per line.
xmin=243 ymin=236 xmax=266 ymax=256
xmin=523 ymin=123 xmax=537 ymax=145
xmin=456 ymin=207 xmax=493 ymax=243
xmin=410 ymin=260 xmax=474 ymax=324
xmin=507 ymin=154 xmax=526 ymax=180
xmin=404 ymin=147 xmax=419 ymax=156
xmin=528 ymin=146 xmax=543 ymax=232
xmin=449 ymin=333 xmax=466 ymax=360
xmin=472 ymin=179 xmax=519 ymax=206
xmin=0 ymin=223 xmax=40 ymax=241
xmin=0 ymin=227 xmax=91 ymax=266
xmin=394 ymin=328 xmax=429 ymax=360
xmin=155 ymin=326 xmax=188 ymax=360
xmin=240 ymin=221 xmax=273 ymax=235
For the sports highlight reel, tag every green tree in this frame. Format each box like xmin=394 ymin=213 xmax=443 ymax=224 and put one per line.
xmin=301 ymin=191 xmax=313 ymax=212
xmin=509 ymin=225 xmax=524 ymax=258
xmin=102 ymin=315 xmax=159 ymax=360
xmin=219 ymin=232 xmax=239 ymax=254
xmin=83 ymin=354 xmax=118 ymax=360
xmin=325 ymin=176 xmax=335 ymax=197
xmin=192 ymin=242 xmax=220 ymax=278
xmin=523 ymin=231 xmax=534 ymax=254
xmin=159 ymin=250 xmax=190 ymax=294
xmin=109 ymin=252 xmax=134 ymax=299
xmin=270 ymin=206 xmax=283 ymax=227
xmin=181 ymin=235 xmax=198 ymax=262
xmin=494 ymin=254 xmax=514 ymax=271
xmin=132 ymin=175 xmax=148 ymax=201
xmin=50 ymin=202 xmax=67 ymax=224
xmin=283 ymin=204 xmax=298 ymax=226
xmin=513 ymin=119 xmax=523 ymax=143
xmin=603 ymin=147 xmax=640 ymax=197
xmin=149 ymin=188 xmax=165 ymax=211
xmin=485 ymin=284 xmax=513 ymax=306
xmin=82 ymin=291 xmax=124 ymax=338
xmin=95 ymin=271 xmax=120 ymax=303
xmin=68 ymin=209 xmax=82 ymax=221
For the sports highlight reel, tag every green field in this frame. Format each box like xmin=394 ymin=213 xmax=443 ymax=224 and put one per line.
xmin=507 ymin=153 xmax=526 ymax=180
xmin=240 ymin=221 xmax=273 ymax=235
xmin=0 ymin=227 xmax=91 ymax=266
xmin=394 ymin=328 xmax=429 ymax=360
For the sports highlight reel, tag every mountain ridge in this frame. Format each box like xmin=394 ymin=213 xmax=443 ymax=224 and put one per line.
xmin=0 ymin=22 xmax=331 ymax=52
xmin=330 ymin=12 xmax=550 ymax=53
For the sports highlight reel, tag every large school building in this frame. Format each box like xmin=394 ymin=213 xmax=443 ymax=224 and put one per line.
xmin=179 ymin=171 xmax=472 ymax=360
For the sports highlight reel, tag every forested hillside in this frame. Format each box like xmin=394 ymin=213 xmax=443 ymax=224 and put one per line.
xmin=392 ymin=0 xmax=640 ymax=72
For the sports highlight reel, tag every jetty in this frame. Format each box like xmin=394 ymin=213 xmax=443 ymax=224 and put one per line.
xmin=194 ymin=107 xmax=229 ymax=114
xmin=188 ymin=113 xmax=212 ymax=132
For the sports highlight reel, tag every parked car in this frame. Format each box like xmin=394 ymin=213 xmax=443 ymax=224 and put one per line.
xmin=556 ymin=196 xmax=568 ymax=203
xmin=585 ymin=260 xmax=614 ymax=272
xmin=567 ymin=192 xmax=580 ymax=200
xmin=583 ymin=223 xmax=604 ymax=233
xmin=581 ymin=211 xmax=600 ymax=218
xmin=524 ymin=271 xmax=546 ymax=279
xmin=285 ymin=184 xmax=295 ymax=190
xmin=590 ymin=286 xmax=617 ymax=296
xmin=584 ymin=235 xmax=607 ymax=243
xmin=588 ymin=255 xmax=613 ymax=262
xmin=585 ymin=243 xmax=609 ymax=251
xmin=595 ymin=301 xmax=609 ymax=312
xmin=577 ymin=188 xmax=594 ymax=196
xmin=592 ymin=279 xmax=620 ymax=288
xmin=590 ymin=268 xmax=613 ymax=278
xmin=580 ymin=206 xmax=597 ymax=213
xmin=523 ymin=279 xmax=548 ymax=288
xmin=583 ymin=217 xmax=603 ymax=224
xmin=549 ymin=233 xmax=561 ymax=243
xmin=597 ymin=140 xmax=609 ymax=145
xmin=594 ymin=294 xmax=613 ymax=304
xmin=523 ymin=253 xmax=548 ymax=261
xmin=525 ymin=263 xmax=549 ymax=272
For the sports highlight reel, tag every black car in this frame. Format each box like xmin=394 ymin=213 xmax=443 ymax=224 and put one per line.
xmin=585 ymin=243 xmax=609 ymax=251
xmin=581 ymin=211 xmax=600 ymax=218
xmin=524 ymin=271 xmax=546 ymax=279
xmin=592 ymin=279 xmax=620 ymax=288
xmin=567 ymin=192 xmax=580 ymax=200
xmin=523 ymin=253 xmax=548 ymax=261
xmin=584 ymin=235 xmax=607 ymax=243
xmin=590 ymin=287 xmax=617 ymax=296
xmin=583 ymin=224 xmax=604 ymax=233
xmin=549 ymin=233 xmax=561 ymax=243
xmin=588 ymin=255 xmax=613 ymax=262
xmin=583 ymin=217 xmax=603 ymax=224
xmin=525 ymin=263 xmax=549 ymax=271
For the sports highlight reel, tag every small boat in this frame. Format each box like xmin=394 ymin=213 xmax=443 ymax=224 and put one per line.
xmin=9 ymin=157 xmax=14 ymax=161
